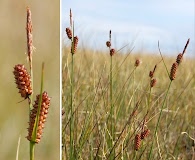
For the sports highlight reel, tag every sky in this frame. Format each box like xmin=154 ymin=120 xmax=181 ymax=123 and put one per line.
xmin=61 ymin=0 xmax=194 ymax=57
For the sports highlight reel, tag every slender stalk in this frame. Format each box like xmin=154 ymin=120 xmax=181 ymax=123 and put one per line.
xmin=148 ymin=81 xmax=172 ymax=159
xmin=70 ymin=53 xmax=74 ymax=159
xmin=109 ymin=54 xmax=115 ymax=159
xmin=30 ymin=142 xmax=35 ymax=160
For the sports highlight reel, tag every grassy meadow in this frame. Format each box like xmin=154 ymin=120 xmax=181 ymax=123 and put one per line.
xmin=62 ymin=43 xmax=195 ymax=159
xmin=0 ymin=1 xmax=60 ymax=159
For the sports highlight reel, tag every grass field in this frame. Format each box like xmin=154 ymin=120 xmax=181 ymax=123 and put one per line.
xmin=62 ymin=43 xmax=195 ymax=159
xmin=0 ymin=1 xmax=60 ymax=159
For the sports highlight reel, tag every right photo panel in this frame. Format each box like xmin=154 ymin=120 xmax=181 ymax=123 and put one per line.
xmin=61 ymin=1 xmax=195 ymax=159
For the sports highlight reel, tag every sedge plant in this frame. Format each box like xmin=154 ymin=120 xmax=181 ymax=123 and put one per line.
xmin=13 ymin=7 xmax=51 ymax=160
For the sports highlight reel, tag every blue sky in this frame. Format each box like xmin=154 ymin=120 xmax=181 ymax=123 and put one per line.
xmin=62 ymin=1 xmax=194 ymax=57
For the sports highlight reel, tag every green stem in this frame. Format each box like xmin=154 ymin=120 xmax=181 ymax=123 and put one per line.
xmin=30 ymin=142 xmax=35 ymax=160
xmin=70 ymin=53 xmax=74 ymax=159
xmin=148 ymin=81 xmax=172 ymax=159
xmin=109 ymin=55 xmax=115 ymax=159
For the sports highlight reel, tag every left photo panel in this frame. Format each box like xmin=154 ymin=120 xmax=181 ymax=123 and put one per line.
xmin=0 ymin=1 xmax=60 ymax=160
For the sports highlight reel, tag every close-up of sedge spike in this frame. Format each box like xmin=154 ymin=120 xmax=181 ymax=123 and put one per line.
xmin=134 ymin=134 xmax=141 ymax=151
xmin=26 ymin=7 xmax=33 ymax=68
xmin=170 ymin=62 xmax=178 ymax=81
xmin=27 ymin=91 xmax=51 ymax=143
xmin=141 ymin=129 xmax=150 ymax=139
xmin=13 ymin=64 xmax=32 ymax=99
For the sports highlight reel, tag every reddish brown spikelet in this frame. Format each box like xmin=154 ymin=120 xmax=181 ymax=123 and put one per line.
xmin=13 ymin=64 xmax=32 ymax=99
xmin=150 ymin=78 xmax=157 ymax=88
xmin=26 ymin=7 xmax=33 ymax=69
xmin=65 ymin=28 xmax=72 ymax=40
xmin=176 ymin=53 xmax=183 ymax=65
xmin=170 ymin=62 xmax=178 ymax=81
xmin=149 ymin=65 xmax=157 ymax=78
xmin=110 ymin=48 xmax=115 ymax=56
xmin=134 ymin=134 xmax=141 ymax=151
xmin=27 ymin=91 xmax=51 ymax=143
xmin=72 ymin=36 xmax=79 ymax=54
xmin=149 ymin=71 xmax=154 ymax=78
xmin=141 ymin=129 xmax=150 ymax=139
xmin=135 ymin=59 xmax=141 ymax=67
xmin=106 ymin=41 xmax=111 ymax=48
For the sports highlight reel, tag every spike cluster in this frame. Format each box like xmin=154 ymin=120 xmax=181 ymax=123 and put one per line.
xmin=135 ymin=59 xmax=141 ymax=67
xmin=72 ymin=36 xmax=79 ymax=54
xmin=13 ymin=64 xmax=32 ymax=99
xmin=106 ymin=30 xmax=115 ymax=56
xmin=27 ymin=91 xmax=51 ymax=143
xmin=149 ymin=65 xmax=157 ymax=88
xmin=170 ymin=62 xmax=178 ymax=81
xmin=65 ymin=28 xmax=72 ymax=40
xmin=110 ymin=48 xmax=115 ymax=56
xmin=141 ymin=129 xmax=150 ymax=139
xmin=106 ymin=41 xmax=111 ymax=48
xmin=149 ymin=65 xmax=157 ymax=78
xmin=134 ymin=134 xmax=141 ymax=151
xmin=150 ymin=78 xmax=157 ymax=88
xmin=176 ymin=53 xmax=183 ymax=65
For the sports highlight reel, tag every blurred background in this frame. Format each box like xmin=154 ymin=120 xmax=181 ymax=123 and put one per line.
xmin=62 ymin=0 xmax=194 ymax=57
xmin=0 ymin=1 xmax=60 ymax=159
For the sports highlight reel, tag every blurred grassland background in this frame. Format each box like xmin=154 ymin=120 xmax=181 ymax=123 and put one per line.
xmin=62 ymin=39 xmax=195 ymax=159
xmin=0 ymin=1 xmax=59 ymax=159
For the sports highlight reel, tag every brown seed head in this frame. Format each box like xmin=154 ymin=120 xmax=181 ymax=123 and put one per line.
xmin=150 ymin=78 xmax=157 ymax=88
xmin=176 ymin=53 xmax=183 ymax=65
xmin=134 ymin=134 xmax=141 ymax=151
xmin=72 ymin=36 xmax=79 ymax=54
xmin=110 ymin=48 xmax=115 ymax=56
xmin=141 ymin=129 xmax=150 ymax=139
xmin=149 ymin=65 xmax=157 ymax=78
xmin=106 ymin=41 xmax=111 ymax=48
xmin=13 ymin=64 xmax=32 ymax=99
xmin=135 ymin=59 xmax=141 ymax=67
xmin=170 ymin=62 xmax=178 ymax=81
xmin=27 ymin=91 xmax=51 ymax=143
xmin=65 ymin=28 xmax=72 ymax=40
xmin=149 ymin=71 xmax=154 ymax=78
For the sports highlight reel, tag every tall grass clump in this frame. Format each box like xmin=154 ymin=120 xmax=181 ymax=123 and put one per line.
xmin=62 ymin=10 xmax=194 ymax=160
xmin=13 ymin=7 xmax=51 ymax=160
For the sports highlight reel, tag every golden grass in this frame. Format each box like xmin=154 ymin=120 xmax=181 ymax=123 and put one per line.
xmin=62 ymin=46 xmax=195 ymax=159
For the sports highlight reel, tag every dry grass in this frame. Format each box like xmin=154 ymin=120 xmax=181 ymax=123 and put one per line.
xmin=62 ymin=45 xmax=195 ymax=159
